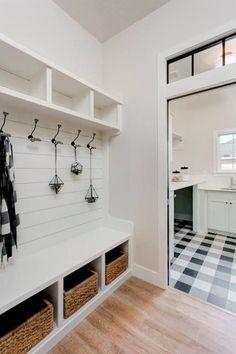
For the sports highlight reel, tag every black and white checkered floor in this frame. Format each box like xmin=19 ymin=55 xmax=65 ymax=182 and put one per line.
xmin=170 ymin=220 xmax=236 ymax=313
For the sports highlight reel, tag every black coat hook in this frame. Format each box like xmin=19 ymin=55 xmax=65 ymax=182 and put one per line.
xmin=0 ymin=112 xmax=8 ymax=132
xmin=86 ymin=133 xmax=96 ymax=151
xmin=0 ymin=112 xmax=11 ymax=137
xmin=71 ymin=129 xmax=82 ymax=148
xmin=52 ymin=124 xmax=63 ymax=145
xmin=28 ymin=119 xmax=41 ymax=142
xmin=0 ymin=112 xmax=8 ymax=131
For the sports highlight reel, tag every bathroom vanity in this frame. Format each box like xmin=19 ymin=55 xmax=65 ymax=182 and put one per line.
xmin=198 ymin=186 xmax=236 ymax=237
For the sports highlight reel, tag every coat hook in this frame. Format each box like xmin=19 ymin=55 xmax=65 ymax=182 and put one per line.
xmin=28 ymin=119 xmax=41 ymax=142
xmin=86 ymin=133 xmax=96 ymax=151
xmin=0 ymin=112 xmax=11 ymax=137
xmin=71 ymin=129 xmax=82 ymax=148
xmin=52 ymin=124 xmax=63 ymax=145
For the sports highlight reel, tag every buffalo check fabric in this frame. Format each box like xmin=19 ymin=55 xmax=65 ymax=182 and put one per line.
xmin=170 ymin=221 xmax=236 ymax=313
xmin=0 ymin=136 xmax=19 ymax=268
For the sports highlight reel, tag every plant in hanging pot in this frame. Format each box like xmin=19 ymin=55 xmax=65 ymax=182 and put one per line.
xmin=85 ymin=184 xmax=99 ymax=203
xmin=49 ymin=124 xmax=64 ymax=194
xmin=71 ymin=162 xmax=83 ymax=175
xmin=49 ymin=174 xmax=64 ymax=194
xmin=85 ymin=133 xmax=99 ymax=203
xmin=71 ymin=130 xmax=83 ymax=176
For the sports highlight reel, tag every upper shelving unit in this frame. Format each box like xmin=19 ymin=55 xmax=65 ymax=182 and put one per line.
xmin=0 ymin=33 xmax=122 ymax=133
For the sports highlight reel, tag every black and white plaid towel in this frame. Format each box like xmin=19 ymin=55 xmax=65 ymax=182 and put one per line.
xmin=0 ymin=135 xmax=19 ymax=269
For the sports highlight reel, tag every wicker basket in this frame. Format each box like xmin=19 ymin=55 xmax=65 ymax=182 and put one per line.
xmin=0 ymin=296 xmax=53 ymax=354
xmin=105 ymin=249 xmax=128 ymax=285
xmin=64 ymin=268 xmax=99 ymax=318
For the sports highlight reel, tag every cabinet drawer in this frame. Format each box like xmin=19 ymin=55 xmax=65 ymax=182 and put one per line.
xmin=208 ymin=191 xmax=236 ymax=201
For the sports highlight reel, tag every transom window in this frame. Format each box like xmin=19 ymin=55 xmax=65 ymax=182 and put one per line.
xmin=216 ymin=131 xmax=236 ymax=173
xmin=167 ymin=33 xmax=236 ymax=84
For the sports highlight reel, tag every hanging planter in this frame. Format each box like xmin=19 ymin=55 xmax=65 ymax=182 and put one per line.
xmin=71 ymin=129 xmax=83 ymax=176
xmin=85 ymin=133 xmax=99 ymax=204
xmin=71 ymin=162 xmax=83 ymax=175
xmin=49 ymin=174 xmax=64 ymax=194
xmin=49 ymin=124 xmax=64 ymax=194
xmin=85 ymin=184 xmax=99 ymax=203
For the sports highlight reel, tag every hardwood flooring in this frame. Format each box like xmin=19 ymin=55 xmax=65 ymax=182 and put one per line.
xmin=49 ymin=276 xmax=236 ymax=354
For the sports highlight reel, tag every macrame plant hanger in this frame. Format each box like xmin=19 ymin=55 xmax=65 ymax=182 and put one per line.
xmin=71 ymin=129 xmax=83 ymax=175
xmin=49 ymin=124 xmax=64 ymax=194
xmin=85 ymin=133 xmax=99 ymax=203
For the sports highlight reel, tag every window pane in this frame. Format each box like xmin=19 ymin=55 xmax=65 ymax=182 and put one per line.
xmin=168 ymin=56 xmax=191 ymax=83
xmin=225 ymin=36 xmax=236 ymax=66
xmin=194 ymin=43 xmax=223 ymax=75
xmin=219 ymin=134 xmax=234 ymax=171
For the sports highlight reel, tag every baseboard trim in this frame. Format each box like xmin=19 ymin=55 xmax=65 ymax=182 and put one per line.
xmin=133 ymin=264 xmax=162 ymax=287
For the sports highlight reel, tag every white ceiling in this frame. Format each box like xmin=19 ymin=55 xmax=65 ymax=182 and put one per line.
xmin=53 ymin=0 xmax=170 ymax=42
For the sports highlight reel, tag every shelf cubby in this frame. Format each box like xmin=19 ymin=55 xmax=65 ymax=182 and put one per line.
xmin=0 ymin=40 xmax=48 ymax=101
xmin=0 ymin=285 xmax=56 ymax=354
xmin=51 ymin=69 xmax=91 ymax=116
xmin=105 ymin=242 xmax=129 ymax=285
xmin=94 ymin=91 xmax=119 ymax=126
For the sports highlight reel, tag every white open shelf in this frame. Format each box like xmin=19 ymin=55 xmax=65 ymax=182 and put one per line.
xmin=51 ymin=69 xmax=91 ymax=116
xmin=0 ymin=33 xmax=122 ymax=133
xmin=94 ymin=90 xmax=121 ymax=126
xmin=0 ymin=39 xmax=48 ymax=101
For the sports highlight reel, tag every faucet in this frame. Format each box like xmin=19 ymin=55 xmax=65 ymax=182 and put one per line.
xmin=230 ymin=176 xmax=236 ymax=189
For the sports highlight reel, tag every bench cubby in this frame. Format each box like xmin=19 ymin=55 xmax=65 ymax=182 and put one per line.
xmin=105 ymin=242 xmax=129 ymax=285
xmin=0 ymin=293 xmax=54 ymax=354
xmin=64 ymin=261 xmax=100 ymax=319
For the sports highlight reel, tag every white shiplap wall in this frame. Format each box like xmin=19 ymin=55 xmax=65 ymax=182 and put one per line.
xmin=1 ymin=107 xmax=105 ymax=246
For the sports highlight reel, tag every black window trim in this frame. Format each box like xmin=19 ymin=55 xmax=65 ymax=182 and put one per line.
xmin=167 ymin=32 xmax=236 ymax=84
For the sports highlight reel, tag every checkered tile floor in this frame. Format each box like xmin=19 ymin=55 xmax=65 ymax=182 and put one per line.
xmin=170 ymin=220 xmax=236 ymax=313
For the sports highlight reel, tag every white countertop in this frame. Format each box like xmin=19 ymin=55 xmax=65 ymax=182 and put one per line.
xmin=170 ymin=176 xmax=206 ymax=191
xmin=198 ymin=185 xmax=236 ymax=192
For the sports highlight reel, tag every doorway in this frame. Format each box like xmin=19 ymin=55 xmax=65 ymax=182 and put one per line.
xmin=168 ymin=83 xmax=236 ymax=313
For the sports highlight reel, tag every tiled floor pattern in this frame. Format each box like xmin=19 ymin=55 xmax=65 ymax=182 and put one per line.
xmin=170 ymin=220 xmax=236 ymax=313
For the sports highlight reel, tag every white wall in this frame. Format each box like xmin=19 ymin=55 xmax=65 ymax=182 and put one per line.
xmin=0 ymin=0 xmax=103 ymax=86
xmin=170 ymin=84 xmax=236 ymax=175
xmin=103 ymin=0 xmax=236 ymax=281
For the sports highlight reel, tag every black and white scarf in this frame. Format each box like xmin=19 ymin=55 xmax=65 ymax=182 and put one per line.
xmin=0 ymin=136 xmax=19 ymax=269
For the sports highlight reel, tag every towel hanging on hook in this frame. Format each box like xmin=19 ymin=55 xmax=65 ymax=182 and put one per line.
xmin=49 ymin=124 xmax=64 ymax=194
xmin=85 ymin=133 xmax=99 ymax=203
xmin=0 ymin=111 xmax=19 ymax=268
xmin=28 ymin=119 xmax=41 ymax=142
xmin=71 ymin=129 xmax=83 ymax=175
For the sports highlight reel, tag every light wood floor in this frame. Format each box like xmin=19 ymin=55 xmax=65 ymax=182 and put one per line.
xmin=49 ymin=277 xmax=236 ymax=354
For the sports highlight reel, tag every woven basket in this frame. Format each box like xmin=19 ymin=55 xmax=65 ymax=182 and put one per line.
xmin=105 ymin=249 xmax=128 ymax=285
xmin=64 ymin=268 xmax=99 ymax=318
xmin=0 ymin=296 xmax=53 ymax=354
